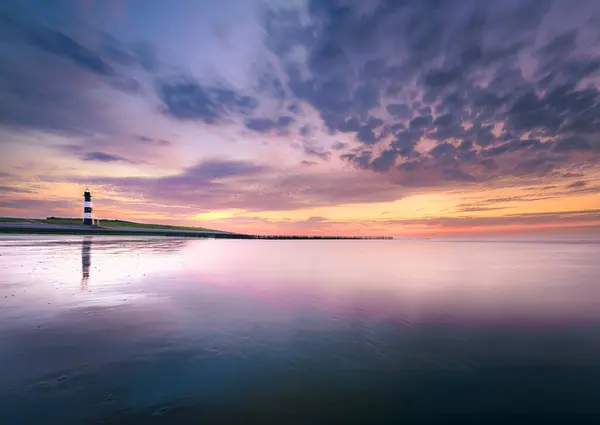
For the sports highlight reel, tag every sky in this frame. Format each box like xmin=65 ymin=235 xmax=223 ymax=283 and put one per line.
xmin=0 ymin=0 xmax=599 ymax=236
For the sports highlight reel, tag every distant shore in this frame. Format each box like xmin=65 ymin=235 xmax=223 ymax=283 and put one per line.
xmin=0 ymin=220 xmax=391 ymax=240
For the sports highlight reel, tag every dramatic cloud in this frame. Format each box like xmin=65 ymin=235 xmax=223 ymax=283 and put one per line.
xmin=0 ymin=198 xmax=74 ymax=211
xmin=303 ymin=145 xmax=331 ymax=161
xmin=135 ymin=136 xmax=171 ymax=146
xmin=1 ymin=14 xmax=114 ymax=77
xmin=180 ymin=159 xmax=268 ymax=180
xmin=82 ymin=152 xmax=133 ymax=163
xmin=0 ymin=186 xmax=31 ymax=194
xmin=261 ymin=0 xmax=600 ymax=186
xmin=245 ymin=116 xmax=295 ymax=133
xmin=1 ymin=0 xmax=600 ymax=234
xmin=567 ymin=180 xmax=587 ymax=189
xmin=331 ymin=141 xmax=348 ymax=151
xmin=81 ymin=159 xmax=404 ymax=213
xmin=0 ymin=13 xmax=143 ymax=136
xmin=1 ymin=13 xmax=142 ymax=92
xmin=384 ymin=209 xmax=600 ymax=229
xmin=157 ymin=77 xmax=258 ymax=123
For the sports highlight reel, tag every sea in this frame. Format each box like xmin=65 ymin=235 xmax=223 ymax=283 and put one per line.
xmin=1 ymin=235 xmax=599 ymax=424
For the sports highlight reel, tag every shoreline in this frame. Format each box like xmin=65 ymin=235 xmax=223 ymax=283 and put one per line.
xmin=0 ymin=223 xmax=392 ymax=240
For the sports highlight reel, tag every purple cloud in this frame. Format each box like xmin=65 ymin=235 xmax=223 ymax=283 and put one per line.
xmin=567 ymin=180 xmax=587 ymax=189
xmin=82 ymin=152 xmax=133 ymax=163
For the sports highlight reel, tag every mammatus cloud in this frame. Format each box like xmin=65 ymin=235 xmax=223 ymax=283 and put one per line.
xmin=257 ymin=0 xmax=600 ymax=185
xmin=136 ymin=0 xmax=600 ymax=189
xmin=4 ymin=0 xmax=600 ymax=179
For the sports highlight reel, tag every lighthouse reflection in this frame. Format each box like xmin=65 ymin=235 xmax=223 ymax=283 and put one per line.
xmin=81 ymin=237 xmax=92 ymax=289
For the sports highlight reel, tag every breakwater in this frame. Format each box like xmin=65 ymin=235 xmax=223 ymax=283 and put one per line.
xmin=0 ymin=222 xmax=392 ymax=240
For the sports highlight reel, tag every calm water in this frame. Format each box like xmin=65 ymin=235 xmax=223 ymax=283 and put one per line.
xmin=1 ymin=235 xmax=600 ymax=424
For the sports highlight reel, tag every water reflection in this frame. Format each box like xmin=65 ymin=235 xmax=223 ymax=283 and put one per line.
xmin=81 ymin=238 xmax=91 ymax=290
xmin=1 ymin=236 xmax=600 ymax=424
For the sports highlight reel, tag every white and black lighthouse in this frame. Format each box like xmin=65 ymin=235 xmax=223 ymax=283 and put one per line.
xmin=83 ymin=188 xmax=93 ymax=225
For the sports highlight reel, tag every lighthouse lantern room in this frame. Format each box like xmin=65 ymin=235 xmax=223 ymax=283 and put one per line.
xmin=83 ymin=188 xmax=93 ymax=225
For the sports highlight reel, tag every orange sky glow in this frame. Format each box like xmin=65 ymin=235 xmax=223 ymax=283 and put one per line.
xmin=0 ymin=0 xmax=599 ymax=236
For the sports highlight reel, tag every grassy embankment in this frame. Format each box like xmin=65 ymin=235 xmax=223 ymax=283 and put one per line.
xmin=0 ymin=217 xmax=29 ymax=222
xmin=1 ymin=217 xmax=392 ymax=239
xmin=38 ymin=217 xmax=214 ymax=231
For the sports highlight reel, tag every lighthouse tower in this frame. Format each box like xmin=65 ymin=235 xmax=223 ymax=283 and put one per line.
xmin=83 ymin=188 xmax=93 ymax=225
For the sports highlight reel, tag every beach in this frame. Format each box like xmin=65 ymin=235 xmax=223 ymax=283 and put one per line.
xmin=1 ymin=235 xmax=599 ymax=424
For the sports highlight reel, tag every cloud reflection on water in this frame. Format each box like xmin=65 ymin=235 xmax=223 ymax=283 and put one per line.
xmin=1 ymin=236 xmax=600 ymax=424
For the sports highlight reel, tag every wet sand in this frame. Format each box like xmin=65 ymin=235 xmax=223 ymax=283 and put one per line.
xmin=1 ymin=235 xmax=600 ymax=424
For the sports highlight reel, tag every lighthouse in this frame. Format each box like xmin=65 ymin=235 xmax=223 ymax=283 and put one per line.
xmin=83 ymin=188 xmax=93 ymax=225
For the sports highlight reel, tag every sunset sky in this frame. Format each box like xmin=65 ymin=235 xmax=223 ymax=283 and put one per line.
xmin=0 ymin=0 xmax=599 ymax=236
